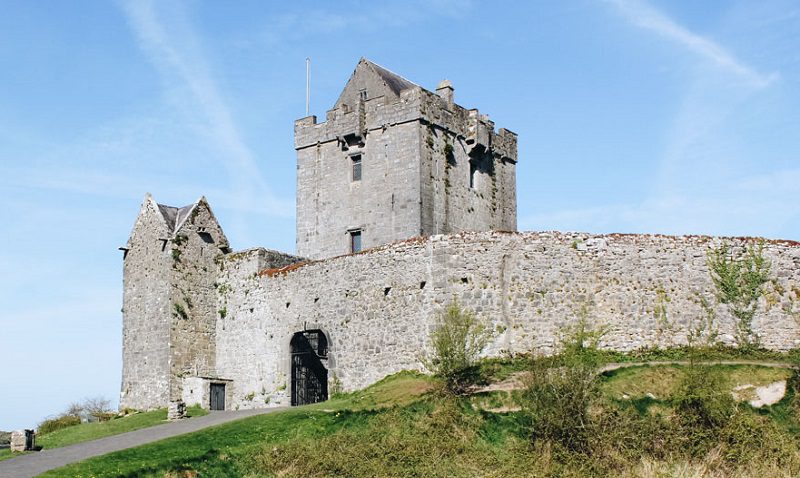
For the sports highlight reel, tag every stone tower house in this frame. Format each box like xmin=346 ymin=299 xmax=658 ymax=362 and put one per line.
xmin=295 ymin=58 xmax=518 ymax=259
xmin=120 ymin=194 xmax=230 ymax=410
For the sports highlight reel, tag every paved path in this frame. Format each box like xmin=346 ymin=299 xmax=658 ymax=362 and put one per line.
xmin=0 ymin=407 xmax=288 ymax=478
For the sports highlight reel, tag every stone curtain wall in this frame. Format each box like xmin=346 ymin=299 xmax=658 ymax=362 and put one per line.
xmin=213 ymin=231 xmax=800 ymax=410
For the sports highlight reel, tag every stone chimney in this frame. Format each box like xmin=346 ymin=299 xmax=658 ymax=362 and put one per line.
xmin=436 ymin=79 xmax=454 ymax=106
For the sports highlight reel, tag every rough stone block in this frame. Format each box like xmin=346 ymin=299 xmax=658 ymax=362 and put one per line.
xmin=167 ymin=400 xmax=187 ymax=420
xmin=10 ymin=430 xmax=34 ymax=452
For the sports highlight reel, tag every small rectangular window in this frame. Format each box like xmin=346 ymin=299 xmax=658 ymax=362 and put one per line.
xmin=350 ymin=230 xmax=362 ymax=253
xmin=351 ymin=154 xmax=362 ymax=181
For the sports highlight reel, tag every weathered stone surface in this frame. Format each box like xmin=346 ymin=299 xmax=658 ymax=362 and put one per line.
xmin=295 ymin=58 xmax=517 ymax=260
xmin=167 ymin=400 xmax=186 ymax=420
xmin=10 ymin=430 xmax=34 ymax=452
xmin=211 ymin=231 xmax=800 ymax=410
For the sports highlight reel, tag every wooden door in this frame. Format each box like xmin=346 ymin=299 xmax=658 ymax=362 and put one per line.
xmin=210 ymin=383 xmax=225 ymax=411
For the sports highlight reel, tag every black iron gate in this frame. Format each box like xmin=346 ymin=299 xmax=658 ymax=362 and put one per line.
xmin=291 ymin=330 xmax=328 ymax=406
xmin=210 ymin=383 xmax=226 ymax=410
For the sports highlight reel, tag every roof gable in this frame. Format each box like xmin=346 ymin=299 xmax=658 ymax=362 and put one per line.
xmin=334 ymin=58 xmax=418 ymax=110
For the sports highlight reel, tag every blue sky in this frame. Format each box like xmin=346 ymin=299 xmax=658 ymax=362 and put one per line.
xmin=1 ymin=0 xmax=798 ymax=430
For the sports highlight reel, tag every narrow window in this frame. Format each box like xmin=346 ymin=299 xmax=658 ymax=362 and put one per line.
xmin=198 ymin=231 xmax=214 ymax=244
xmin=351 ymin=154 xmax=362 ymax=181
xmin=359 ymin=88 xmax=367 ymax=101
xmin=469 ymin=161 xmax=477 ymax=189
xmin=350 ymin=230 xmax=362 ymax=253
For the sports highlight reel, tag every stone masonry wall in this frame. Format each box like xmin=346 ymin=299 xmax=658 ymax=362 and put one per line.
xmin=167 ymin=201 xmax=229 ymax=401
xmin=295 ymin=82 xmax=518 ymax=260
xmin=120 ymin=198 xmax=172 ymax=410
xmin=296 ymin=118 xmax=422 ymax=259
xmin=420 ymin=122 xmax=516 ymax=236
xmin=213 ymin=231 xmax=800 ymax=410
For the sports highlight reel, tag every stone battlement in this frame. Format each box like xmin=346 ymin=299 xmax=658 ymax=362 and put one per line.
xmin=295 ymin=87 xmax=517 ymax=162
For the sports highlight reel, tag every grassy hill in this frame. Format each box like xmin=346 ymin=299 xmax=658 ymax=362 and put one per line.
xmin=41 ymin=353 xmax=800 ymax=478
xmin=0 ymin=406 xmax=207 ymax=463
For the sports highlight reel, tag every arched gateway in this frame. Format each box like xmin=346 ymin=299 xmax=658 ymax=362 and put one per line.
xmin=290 ymin=330 xmax=329 ymax=406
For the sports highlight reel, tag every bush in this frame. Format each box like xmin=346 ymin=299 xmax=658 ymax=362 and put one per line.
xmin=522 ymin=358 xmax=598 ymax=453
xmin=673 ymin=364 xmax=736 ymax=455
xmin=425 ymin=301 xmax=490 ymax=394
xmin=38 ymin=415 xmax=81 ymax=435
xmin=521 ymin=319 xmax=604 ymax=453
xmin=65 ymin=396 xmax=113 ymax=422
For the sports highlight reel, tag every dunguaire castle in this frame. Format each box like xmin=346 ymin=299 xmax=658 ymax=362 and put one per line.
xmin=121 ymin=59 xmax=800 ymax=415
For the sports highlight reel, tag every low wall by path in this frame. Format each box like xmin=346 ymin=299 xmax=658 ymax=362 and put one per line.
xmin=213 ymin=231 xmax=800 ymax=409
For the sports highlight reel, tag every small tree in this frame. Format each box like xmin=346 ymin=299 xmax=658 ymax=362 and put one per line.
xmin=707 ymin=242 xmax=771 ymax=348
xmin=425 ymin=301 xmax=490 ymax=393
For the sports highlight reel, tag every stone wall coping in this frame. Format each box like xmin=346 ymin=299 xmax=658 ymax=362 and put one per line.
xmin=255 ymin=230 xmax=800 ymax=279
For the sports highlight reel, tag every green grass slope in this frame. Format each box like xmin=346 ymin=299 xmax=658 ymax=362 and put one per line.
xmin=43 ymin=361 xmax=800 ymax=478
xmin=0 ymin=406 xmax=207 ymax=463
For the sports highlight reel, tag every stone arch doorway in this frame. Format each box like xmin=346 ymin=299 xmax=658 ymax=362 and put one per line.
xmin=290 ymin=329 xmax=329 ymax=406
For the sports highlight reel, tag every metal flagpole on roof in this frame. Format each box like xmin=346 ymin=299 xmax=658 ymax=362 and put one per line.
xmin=306 ymin=57 xmax=310 ymax=117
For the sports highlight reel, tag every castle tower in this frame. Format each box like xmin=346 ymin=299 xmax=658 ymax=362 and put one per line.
xmin=120 ymin=194 xmax=229 ymax=410
xmin=295 ymin=58 xmax=518 ymax=260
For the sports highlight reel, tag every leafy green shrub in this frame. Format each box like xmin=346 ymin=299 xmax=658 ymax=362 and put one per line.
xmin=522 ymin=358 xmax=598 ymax=452
xmin=425 ymin=301 xmax=490 ymax=394
xmin=789 ymin=368 xmax=800 ymax=421
xmin=717 ymin=408 xmax=798 ymax=466
xmin=673 ymin=365 xmax=736 ymax=455
xmin=521 ymin=319 xmax=604 ymax=453
xmin=590 ymin=405 xmax=677 ymax=462
xmin=38 ymin=415 xmax=81 ymax=435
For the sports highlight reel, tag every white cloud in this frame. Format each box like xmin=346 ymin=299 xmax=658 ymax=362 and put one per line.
xmin=606 ymin=0 xmax=779 ymax=88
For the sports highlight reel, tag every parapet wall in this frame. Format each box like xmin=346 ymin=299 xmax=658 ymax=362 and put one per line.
xmin=294 ymin=88 xmax=517 ymax=162
xmin=212 ymin=231 xmax=800 ymax=409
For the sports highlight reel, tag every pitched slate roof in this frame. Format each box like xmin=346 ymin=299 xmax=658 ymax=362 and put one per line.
xmin=157 ymin=203 xmax=195 ymax=233
xmin=363 ymin=59 xmax=418 ymax=96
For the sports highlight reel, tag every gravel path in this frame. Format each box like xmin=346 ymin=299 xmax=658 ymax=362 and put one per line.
xmin=0 ymin=407 xmax=288 ymax=478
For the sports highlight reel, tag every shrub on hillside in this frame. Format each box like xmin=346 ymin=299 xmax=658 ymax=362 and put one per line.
xmin=424 ymin=301 xmax=490 ymax=394
xmin=521 ymin=318 xmax=604 ymax=453
xmin=672 ymin=364 xmax=736 ymax=456
xmin=38 ymin=415 xmax=81 ymax=435
xmin=67 ymin=396 xmax=113 ymax=422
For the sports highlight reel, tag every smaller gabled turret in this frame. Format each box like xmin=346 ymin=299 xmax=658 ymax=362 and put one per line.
xmin=121 ymin=194 xmax=230 ymax=411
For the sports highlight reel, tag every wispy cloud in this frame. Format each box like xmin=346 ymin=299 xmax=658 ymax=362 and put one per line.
xmin=118 ymin=0 xmax=292 ymax=230
xmin=252 ymin=0 xmax=473 ymax=47
xmin=606 ymin=0 xmax=779 ymax=88
xmin=521 ymin=168 xmax=800 ymax=239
